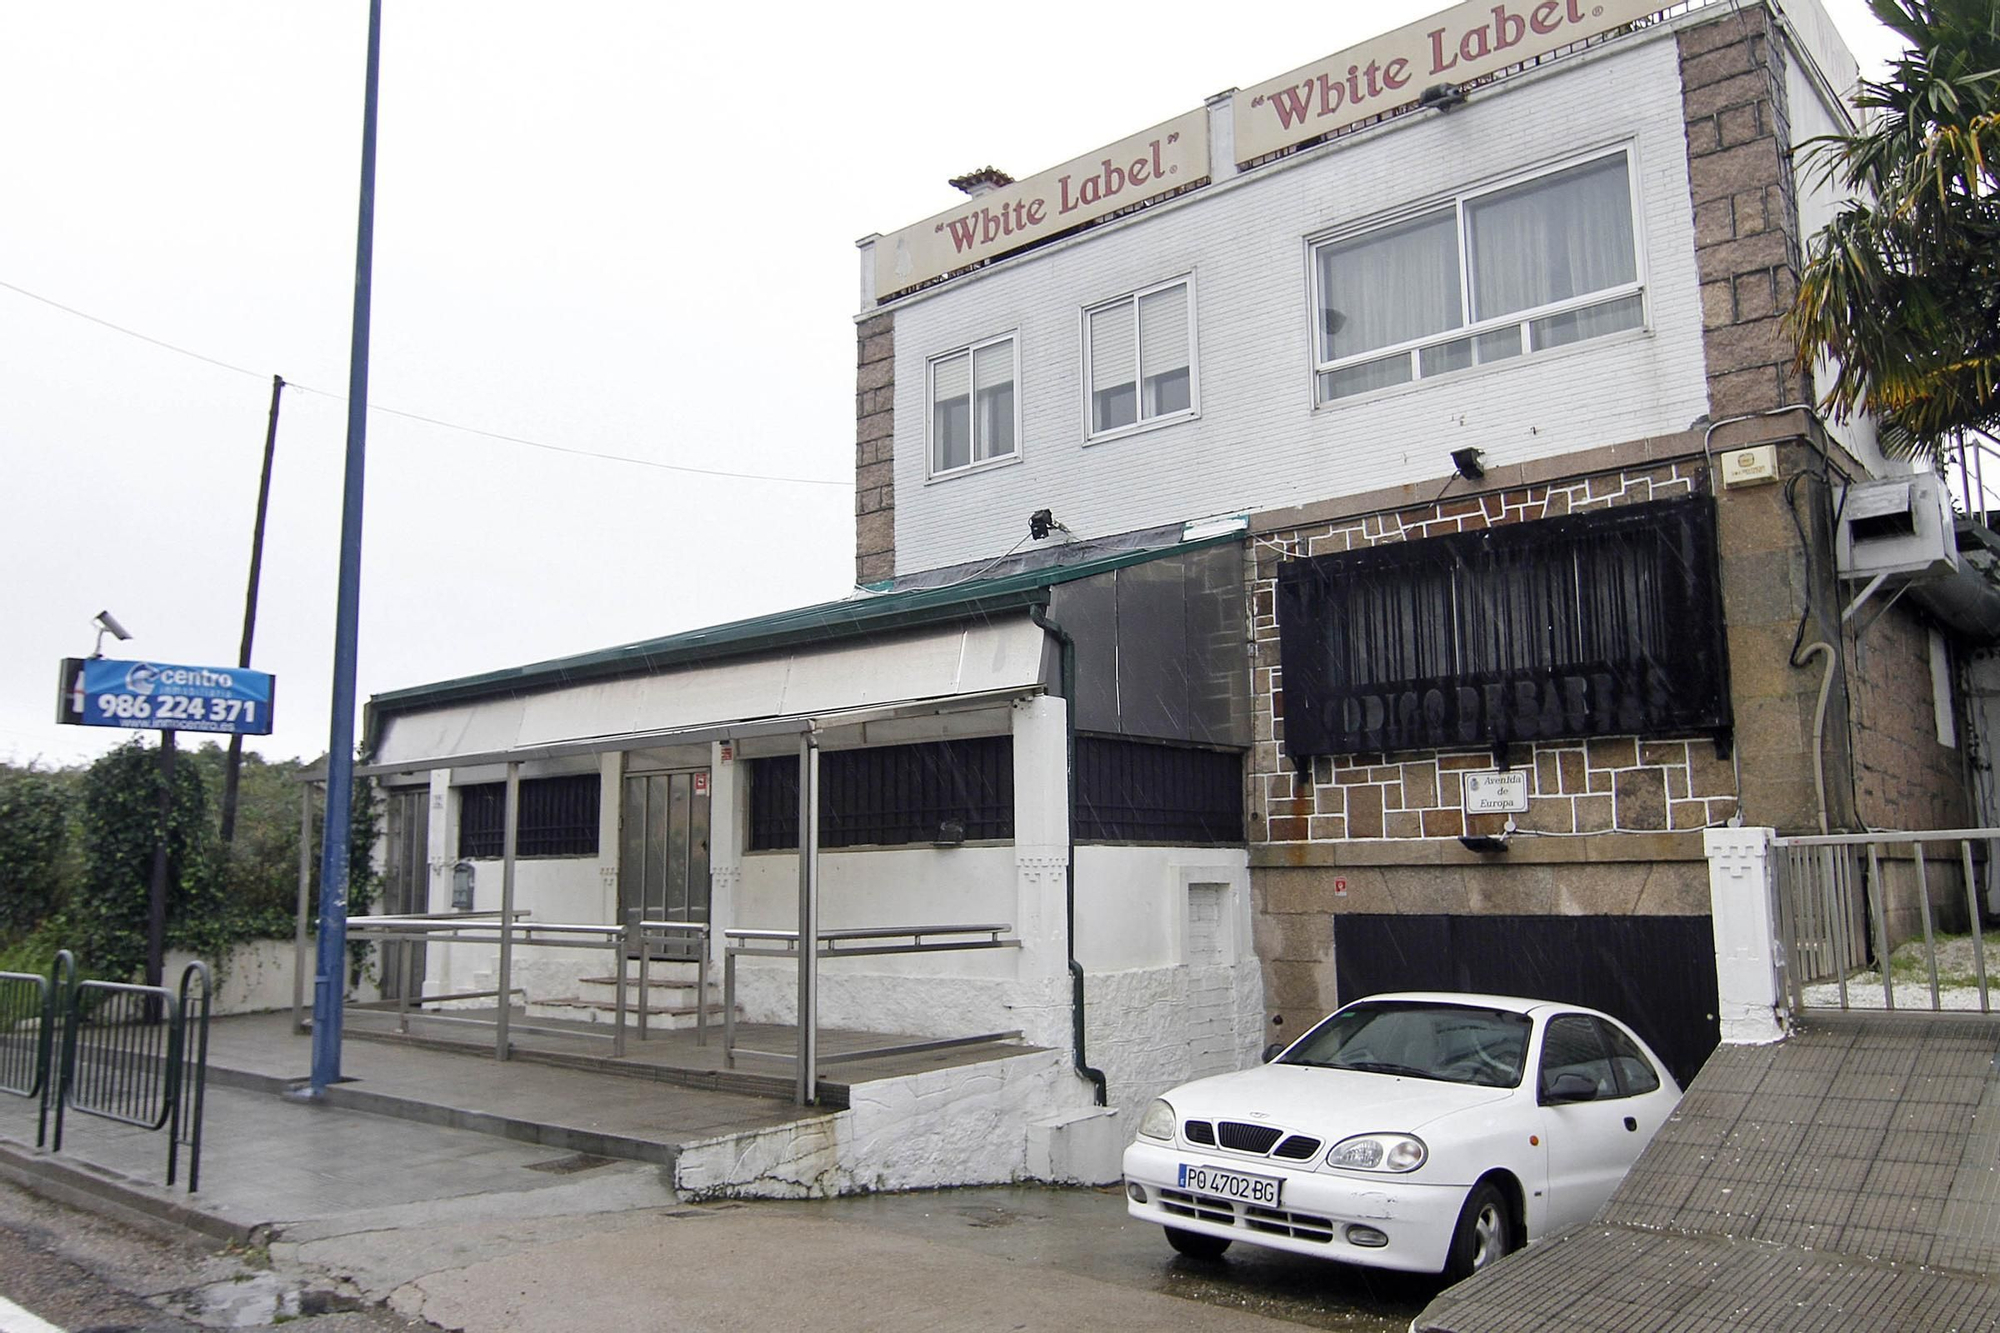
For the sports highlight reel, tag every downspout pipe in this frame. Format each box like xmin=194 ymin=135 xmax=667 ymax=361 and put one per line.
xmin=1029 ymin=603 xmax=1108 ymax=1107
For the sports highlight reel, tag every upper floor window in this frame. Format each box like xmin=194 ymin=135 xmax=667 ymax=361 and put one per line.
xmin=929 ymin=334 xmax=1017 ymax=477
xmin=1084 ymin=276 xmax=1195 ymax=439
xmin=1311 ymin=149 xmax=1643 ymax=403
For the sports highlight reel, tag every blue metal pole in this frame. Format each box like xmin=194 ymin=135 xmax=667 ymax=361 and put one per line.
xmin=311 ymin=0 xmax=383 ymax=1095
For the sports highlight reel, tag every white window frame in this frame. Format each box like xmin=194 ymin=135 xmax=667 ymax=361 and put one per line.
xmin=1080 ymin=273 xmax=1199 ymax=444
xmin=1307 ymin=145 xmax=1649 ymax=407
xmin=925 ymin=331 xmax=1022 ymax=481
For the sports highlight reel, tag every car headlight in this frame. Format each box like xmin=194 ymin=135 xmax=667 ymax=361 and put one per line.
xmin=1326 ymin=1133 xmax=1428 ymax=1173
xmin=1138 ymin=1099 xmax=1177 ymax=1141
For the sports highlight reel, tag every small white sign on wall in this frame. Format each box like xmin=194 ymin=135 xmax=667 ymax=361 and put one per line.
xmin=1463 ymin=770 xmax=1530 ymax=815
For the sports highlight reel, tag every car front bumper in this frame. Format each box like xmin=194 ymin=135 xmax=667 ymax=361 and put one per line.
xmin=1122 ymin=1138 xmax=1468 ymax=1273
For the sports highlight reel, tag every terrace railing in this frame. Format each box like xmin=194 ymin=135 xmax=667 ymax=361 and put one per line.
xmin=342 ymin=910 xmax=712 ymax=1059
xmin=1775 ymin=829 xmax=1994 ymax=1015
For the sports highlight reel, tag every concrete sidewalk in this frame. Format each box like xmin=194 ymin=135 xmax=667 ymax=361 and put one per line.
xmin=1417 ymin=1010 xmax=2000 ymax=1332
xmin=0 ymin=1032 xmax=1375 ymax=1333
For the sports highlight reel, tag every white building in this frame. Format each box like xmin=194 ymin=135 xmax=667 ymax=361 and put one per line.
xmin=363 ymin=0 xmax=2000 ymax=1187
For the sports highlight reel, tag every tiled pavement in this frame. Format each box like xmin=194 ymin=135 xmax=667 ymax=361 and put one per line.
xmin=1418 ymin=1011 xmax=2000 ymax=1332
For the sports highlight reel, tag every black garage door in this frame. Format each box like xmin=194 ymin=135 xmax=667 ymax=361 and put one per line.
xmin=1331 ymin=914 xmax=1720 ymax=1087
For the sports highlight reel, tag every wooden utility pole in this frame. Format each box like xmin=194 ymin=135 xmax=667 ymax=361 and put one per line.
xmin=220 ymin=374 xmax=285 ymax=845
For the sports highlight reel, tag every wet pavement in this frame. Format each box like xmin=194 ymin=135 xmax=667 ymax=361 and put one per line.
xmin=1418 ymin=1009 xmax=2000 ymax=1332
xmin=0 ymin=1030 xmax=1434 ymax=1332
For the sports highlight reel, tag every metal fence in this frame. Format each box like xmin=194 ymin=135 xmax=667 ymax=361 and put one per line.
xmin=0 ymin=950 xmax=74 ymax=1149
xmin=1775 ymin=829 xmax=1994 ymax=1014
xmin=342 ymin=910 xmax=712 ymax=1059
xmin=52 ymin=960 xmax=212 ymax=1192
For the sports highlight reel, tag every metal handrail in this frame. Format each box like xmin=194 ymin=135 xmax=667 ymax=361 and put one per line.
xmin=341 ymin=910 xmax=713 ymax=1058
xmin=722 ymin=923 xmax=1022 ymax=1090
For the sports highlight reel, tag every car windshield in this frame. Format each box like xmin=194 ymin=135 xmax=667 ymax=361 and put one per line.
xmin=1278 ymin=1002 xmax=1531 ymax=1087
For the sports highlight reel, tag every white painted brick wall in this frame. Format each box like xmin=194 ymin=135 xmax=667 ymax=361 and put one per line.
xmin=882 ymin=32 xmax=1708 ymax=575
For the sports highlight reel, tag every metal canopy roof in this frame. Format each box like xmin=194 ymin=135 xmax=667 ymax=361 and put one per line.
xmin=367 ymin=531 xmax=1240 ymax=719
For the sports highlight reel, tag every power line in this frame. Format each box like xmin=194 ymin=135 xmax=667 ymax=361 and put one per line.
xmin=0 ymin=277 xmax=849 ymax=488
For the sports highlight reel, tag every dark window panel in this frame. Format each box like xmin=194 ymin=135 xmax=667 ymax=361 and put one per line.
xmin=748 ymin=736 xmax=1015 ymax=851
xmin=458 ymin=774 xmax=600 ymax=858
xmin=1075 ymin=736 xmax=1244 ymax=844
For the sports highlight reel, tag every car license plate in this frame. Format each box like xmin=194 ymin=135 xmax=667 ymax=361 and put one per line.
xmin=1178 ymin=1163 xmax=1281 ymax=1206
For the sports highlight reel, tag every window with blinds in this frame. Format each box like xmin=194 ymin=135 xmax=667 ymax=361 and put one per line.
xmin=1085 ymin=276 xmax=1195 ymax=439
xmin=1310 ymin=148 xmax=1643 ymax=403
xmin=1274 ymin=495 xmax=1731 ymax=758
xmin=928 ymin=334 xmax=1018 ymax=476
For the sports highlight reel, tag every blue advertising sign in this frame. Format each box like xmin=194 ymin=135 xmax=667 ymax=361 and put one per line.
xmin=59 ymin=658 xmax=275 ymax=736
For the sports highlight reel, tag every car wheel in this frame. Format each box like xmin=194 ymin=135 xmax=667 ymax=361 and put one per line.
xmin=1444 ymin=1180 xmax=1514 ymax=1282
xmin=1164 ymin=1226 xmax=1232 ymax=1260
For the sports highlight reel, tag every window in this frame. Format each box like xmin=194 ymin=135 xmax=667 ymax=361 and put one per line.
xmin=1540 ymin=1015 xmax=1661 ymax=1101
xmin=458 ymin=775 xmax=600 ymax=858
xmin=1074 ymin=736 xmax=1241 ymax=843
xmin=929 ymin=334 xmax=1017 ymax=476
xmin=1311 ymin=150 xmax=1643 ymax=402
xmin=1274 ymin=495 xmax=1731 ymax=758
xmin=748 ymin=737 xmax=1014 ymax=850
xmin=1599 ymin=1020 xmax=1661 ymax=1096
xmin=1084 ymin=277 xmax=1195 ymax=438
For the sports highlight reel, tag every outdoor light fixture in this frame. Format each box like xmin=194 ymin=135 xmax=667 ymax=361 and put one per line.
xmin=1451 ymin=447 xmax=1485 ymax=481
xmin=1029 ymin=509 xmax=1070 ymax=540
xmin=1418 ymin=82 xmax=1468 ymax=112
xmin=91 ymin=610 xmax=132 ymax=658
xmin=452 ymin=860 xmax=476 ymax=911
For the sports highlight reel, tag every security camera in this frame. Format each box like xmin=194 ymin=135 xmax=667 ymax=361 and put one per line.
xmin=94 ymin=610 xmax=132 ymax=641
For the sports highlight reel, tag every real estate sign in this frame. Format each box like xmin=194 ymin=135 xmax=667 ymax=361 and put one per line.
xmin=1233 ymin=0 xmax=1668 ymax=163
xmin=58 ymin=657 xmax=276 ymax=735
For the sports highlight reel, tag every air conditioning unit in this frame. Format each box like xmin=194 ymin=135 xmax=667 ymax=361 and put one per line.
xmin=1835 ymin=473 xmax=1958 ymax=582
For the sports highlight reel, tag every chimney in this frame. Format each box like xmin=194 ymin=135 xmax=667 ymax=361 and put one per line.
xmin=949 ymin=166 xmax=1014 ymax=198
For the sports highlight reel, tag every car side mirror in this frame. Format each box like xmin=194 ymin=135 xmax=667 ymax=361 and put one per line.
xmin=1542 ymin=1071 xmax=1599 ymax=1104
xmin=1261 ymin=1042 xmax=1287 ymax=1063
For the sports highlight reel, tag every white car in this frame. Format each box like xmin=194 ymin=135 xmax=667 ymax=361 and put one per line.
xmin=1123 ymin=993 xmax=1681 ymax=1281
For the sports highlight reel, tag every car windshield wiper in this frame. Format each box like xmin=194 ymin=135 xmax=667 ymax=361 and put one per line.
xmin=1334 ymin=1059 xmax=1434 ymax=1078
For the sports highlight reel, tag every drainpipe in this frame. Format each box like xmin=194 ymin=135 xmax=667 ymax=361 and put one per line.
xmin=1029 ymin=603 xmax=1108 ymax=1107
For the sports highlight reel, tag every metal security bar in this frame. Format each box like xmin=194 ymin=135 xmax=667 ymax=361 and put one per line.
xmin=1775 ymin=829 xmax=1994 ymax=1015
xmin=51 ymin=960 xmax=212 ymax=1192
xmin=0 ymin=950 xmax=73 ymax=1148
xmin=721 ymin=924 xmax=1022 ymax=1102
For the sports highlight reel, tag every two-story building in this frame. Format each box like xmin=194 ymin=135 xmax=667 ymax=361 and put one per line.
xmin=361 ymin=0 xmax=1997 ymax=1182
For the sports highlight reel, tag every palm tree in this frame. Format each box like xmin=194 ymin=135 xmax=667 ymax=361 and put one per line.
xmin=1788 ymin=0 xmax=2000 ymax=468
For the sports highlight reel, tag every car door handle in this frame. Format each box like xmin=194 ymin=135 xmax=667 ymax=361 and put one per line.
xmin=1624 ymin=1116 xmax=1638 ymax=1132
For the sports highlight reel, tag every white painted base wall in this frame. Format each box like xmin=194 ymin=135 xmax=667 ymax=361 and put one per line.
xmin=166 ymin=938 xmax=382 ymax=1017
xmin=1084 ymin=961 xmax=1267 ymax=1131
xmin=673 ymin=1048 xmax=1113 ymax=1199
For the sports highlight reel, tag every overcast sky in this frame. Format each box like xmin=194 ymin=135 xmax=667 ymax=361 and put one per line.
xmin=1 ymin=1 xmax=1902 ymax=769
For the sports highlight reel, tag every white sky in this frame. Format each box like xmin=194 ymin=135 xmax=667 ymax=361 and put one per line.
xmin=0 ymin=1 xmax=1903 ymax=769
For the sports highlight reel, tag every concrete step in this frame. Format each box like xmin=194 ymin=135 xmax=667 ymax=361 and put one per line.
xmin=524 ymin=996 xmax=734 ymax=1031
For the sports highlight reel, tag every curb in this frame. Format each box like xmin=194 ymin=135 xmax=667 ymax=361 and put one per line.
xmin=0 ymin=1133 xmax=269 ymax=1250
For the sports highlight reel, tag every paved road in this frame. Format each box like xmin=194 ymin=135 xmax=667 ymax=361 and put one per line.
xmin=0 ymin=1173 xmax=1432 ymax=1332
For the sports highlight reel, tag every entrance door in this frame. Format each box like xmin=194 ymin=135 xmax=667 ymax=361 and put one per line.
xmin=619 ymin=770 xmax=711 ymax=960
xmin=381 ymin=787 xmax=429 ymax=999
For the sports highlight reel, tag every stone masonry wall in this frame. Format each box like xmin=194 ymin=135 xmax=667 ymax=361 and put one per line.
xmin=1249 ymin=459 xmax=1729 ymax=845
xmin=1681 ymin=4 xmax=1810 ymax=416
xmin=1849 ymin=603 xmax=1969 ymax=833
xmin=855 ymin=313 xmax=895 ymax=583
